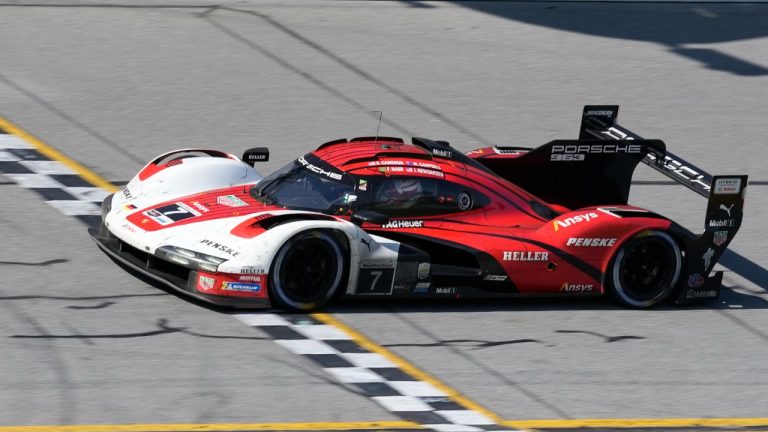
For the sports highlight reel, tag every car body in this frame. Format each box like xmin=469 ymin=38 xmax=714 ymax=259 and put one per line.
xmin=90 ymin=106 xmax=747 ymax=310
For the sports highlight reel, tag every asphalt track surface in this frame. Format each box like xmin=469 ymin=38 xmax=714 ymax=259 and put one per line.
xmin=1 ymin=1 xmax=768 ymax=431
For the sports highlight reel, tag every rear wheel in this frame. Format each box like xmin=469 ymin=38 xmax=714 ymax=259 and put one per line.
xmin=269 ymin=230 xmax=346 ymax=311
xmin=609 ymin=230 xmax=682 ymax=308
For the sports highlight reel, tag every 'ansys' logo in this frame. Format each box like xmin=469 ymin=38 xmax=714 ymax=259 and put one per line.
xmin=553 ymin=212 xmax=598 ymax=232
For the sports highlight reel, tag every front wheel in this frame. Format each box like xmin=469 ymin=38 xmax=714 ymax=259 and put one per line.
xmin=269 ymin=230 xmax=346 ymax=311
xmin=609 ymin=230 xmax=682 ymax=308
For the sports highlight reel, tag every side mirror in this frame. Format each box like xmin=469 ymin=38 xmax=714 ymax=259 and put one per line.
xmin=242 ymin=147 xmax=270 ymax=166
xmin=351 ymin=210 xmax=388 ymax=226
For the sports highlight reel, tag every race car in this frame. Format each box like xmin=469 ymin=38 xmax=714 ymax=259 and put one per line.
xmin=89 ymin=106 xmax=747 ymax=311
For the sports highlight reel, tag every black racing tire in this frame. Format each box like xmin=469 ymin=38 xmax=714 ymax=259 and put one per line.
xmin=269 ymin=230 xmax=346 ymax=311
xmin=608 ymin=230 xmax=682 ymax=309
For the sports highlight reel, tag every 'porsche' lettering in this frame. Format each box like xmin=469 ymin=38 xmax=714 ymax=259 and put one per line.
xmin=298 ymin=156 xmax=343 ymax=181
xmin=551 ymin=144 xmax=641 ymax=162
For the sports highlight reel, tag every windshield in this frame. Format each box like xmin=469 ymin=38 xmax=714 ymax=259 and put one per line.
xmin=250 ymin=154 xmax=356 ymax=213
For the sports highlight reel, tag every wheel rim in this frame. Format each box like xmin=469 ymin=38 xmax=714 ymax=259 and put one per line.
xmin=612 ymin=231 xmax=681 ymax=307
xmin=272 ymin=231 xmax=343 ymax=309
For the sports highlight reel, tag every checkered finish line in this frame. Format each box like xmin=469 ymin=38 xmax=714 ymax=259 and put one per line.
xmin=235 ymin=313 xmax=519 ymax=432
xmin=0 ymin=128 xmax=108 ymax=226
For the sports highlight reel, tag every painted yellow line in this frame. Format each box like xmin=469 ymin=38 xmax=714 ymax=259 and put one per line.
xmin=0 ymin=116 xmax=119 ymax=193
xmin=501 ymin=417 xmax=768 ymax=429
xmin=312 ymin=312 xmax=505 ymax=424
xmin=0 ymin=421 xmax=422 ymax=432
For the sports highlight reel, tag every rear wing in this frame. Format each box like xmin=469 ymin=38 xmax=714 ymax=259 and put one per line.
xmin=578 ymin=105 xmax=748 ymax=304
xmin=579 ymin=105 xmax=712 ymax=198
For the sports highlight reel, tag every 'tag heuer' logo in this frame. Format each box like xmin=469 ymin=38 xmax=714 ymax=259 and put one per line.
xmin=553 ymin=212 xmax=598 ymax=231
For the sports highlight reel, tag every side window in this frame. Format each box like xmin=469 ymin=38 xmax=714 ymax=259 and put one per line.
xmin=360 ymin=177 xmax=488 ymax=217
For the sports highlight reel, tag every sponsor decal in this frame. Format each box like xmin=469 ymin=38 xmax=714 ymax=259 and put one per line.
xmin=238 ymin=274 xmax=263 ymax=283
xmin=343 ymin=193 xmax=358 ymax=204
xmin=585 ymin=110 xmax=614 ymax=116
xmin=144 ymin=208 xmax=173 ymax=225
xmin=435 ymin=287 xmax=457 ymax=295
xmin=217 ymin=195 xmax=248 ymax=208
xmin=221 ymin=282 xmax=261 ymax=293
xmin=120 ymin=223 xmax=138 ymax=234
xmin=553 ymin=212 xmax=598 ymax=231
xmin=198 ymin=275 xmax=215 ymax=291
xmin=417 ymin=262 xmax=430 ymax=280
xmin=381 ymin=220 xmax=424 ymax=229
xmin=686 ymin=289 xmax=718 ymax=299
xmin=122 ymin=188 xmax=134 ymax=200
xmin=713 ymin=230 xmax=728 ymax=247
xmin=566 ymin=238 xmax=617 ymax=247
xmin=560 ymin=283 xmax=593 ymax=293
xmin=360 ymin=260 xmax=396 ymax=269
xmin=503 ymin=251 xmax=549 ymax=261
xmin=719 ymin=203 xmax=734 ymax=217
xmin=191 ymin=201 xmax=209 ymax=213
xmin=414 ymin=282 xmax=430 ymax=293
xmin=688 ymin=273 xmax=705 ymax=288
xmin=483 ymin=275 xmax=508 ymax=281
xmin=551 ymin=144 xmax=641 ymax=161
xmin=709 ymin=219 xmax=735 ymax=228
xmin=240 ymin=266 xmax=266 ymax=274
xmin=199 ymin=239 xmax=240 ymax=257
xmin=702 ymin=247 xmax=715 ymax=272
xmin=713 ymin=177 xmax=742 ymax=195
xmin=298 ymin=155 xmax=343 ymax=181
xmin=358 ymin=179 xmax=368 ymax=191
xmin=432 ymin=148 xmax=452 ymax=158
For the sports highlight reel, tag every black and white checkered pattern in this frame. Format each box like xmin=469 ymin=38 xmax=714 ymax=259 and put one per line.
xmin=235 ymin=313 xmax=519 ymax=432
xmin=0 ymin=127 xmax=109 ymax=226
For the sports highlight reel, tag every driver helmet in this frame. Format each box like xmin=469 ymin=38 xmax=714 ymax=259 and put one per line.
xmin=379 ymin=178 xmax=422 ymax=202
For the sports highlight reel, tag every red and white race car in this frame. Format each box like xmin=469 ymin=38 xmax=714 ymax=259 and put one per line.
xmin=90 ymin=106 xmax=747 ymax=311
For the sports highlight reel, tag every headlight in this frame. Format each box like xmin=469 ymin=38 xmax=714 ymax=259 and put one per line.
xmin=156 ymin=246 xmax=226 ymax=272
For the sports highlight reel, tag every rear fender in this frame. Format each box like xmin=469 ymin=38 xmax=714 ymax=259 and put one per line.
xmin=537 ymin=207 xmax=674 ymax=293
